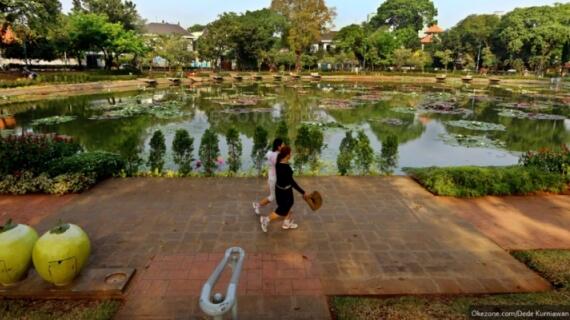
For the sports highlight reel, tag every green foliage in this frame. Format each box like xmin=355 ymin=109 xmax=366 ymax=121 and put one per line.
xmin=520 ymin=147 xmax=570 ymax=177
xmin=72 ymin=0 xmax=142 ymax=31
xmin=251 ymin=126 xmax=269 ymax=176
xmin=148 ymin=130 xmax=166 ymax=173
xmin=119 ymin=135 xmax=143 ymax=176
xmin=370 ymin=0 xmax=437 ymax=33
xmin=275 ymin=120 xmax=290 ymax=145
xmin=294 ymin=124 xmax=325 ymax=173
xmin=271 ymin=0 xmax=336 ymax=71
xmin=481 ymin=47 xmax=497 ymax=69
xmin=406 ymin=166 xmax=569 ymax=198
xmin=434 ymin=50 xmax=454 ymax=71
xmin=354 ymin=130 xmax=374 ymax=175
xmin=0 ymin=171 xmax=96 ymax=196
xmin=336 ymin=131 xmax=356 ymax=176
xmin=392 ymin=48 xmax=413 ymax=70
xmin=226 ymin=127 xmax=243 ymax=173
xmin=147 ymin=35 xmax=195 ymax=70
xmin=379 ymin=135 xmax=399 ymax=175
xmin=172 ymin=129 xmax=194 ymax=175
xmin=0 ymin=134 xmax=82 ymax=176
xmin=335 ymin=24 xmax=367 ymax=65
xmin=48 ymin=152 xmax=125 ymax=180
xmin=199 ymin=129 xmax=220 ymax=176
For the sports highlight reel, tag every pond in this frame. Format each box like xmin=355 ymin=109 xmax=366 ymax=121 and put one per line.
xmin=1 ymin=82 xmax=569 ymax=175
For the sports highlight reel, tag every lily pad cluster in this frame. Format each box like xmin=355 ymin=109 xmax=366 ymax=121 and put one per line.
xmin=352 ymin=93 xmax=389 ymax=103
xmin=89 ymin=100 xmax=189 ymax=120
xmin=439 ymin=134 xmax=506 ymax=148
xmin=497 ymin=109 xmax=566 ymax=121
xmin=31 ymin=116 xmax=77 ymax=126
xmin=446 ymin=120 xmax=506 ymax=132
xmin=318 ymin=98 xmax=356 ymax=110
xmin=208 ymin=95 xmax=275 ymax=107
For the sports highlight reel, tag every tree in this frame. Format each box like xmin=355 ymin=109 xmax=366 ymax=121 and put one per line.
xmin=481 ymin=47 xmax=497 ymax=70
xmin=366 ymin=27 xmax=399 ymax=69
xmin=251 ymin=126 xmax=269 ymax=176
xmin=434 ymin=49 xmax=453 ymax=72
xmin=196 ymin=13 xmax=240 ymax=70
xmin=354 ymin=130 xmax=373 ymax=175
xmin=72 ymin=0 xmax=142 ymax=31
xmin=392 ymin=48 xmax=412 ymax=71
xmin=410 ymin=50 xmax=432 ymax=72
xmin=334 ymin=24 xmax=366 ymax=66
xmin=199 ymin=129 xmax=220 ymax=176
xmin=188 ymin=24 xmax=206 ymax=32
xmin=271 ymin=0 xmax=336 ymax=71
xmin=336 ymin=131 xmax=356 ymax=175
xmin=370 ymin=0 xmax=437 ymax=33
xmin=275 ymin=120 xmax=290 ymax=145
xmin=172 ymin=129 xmax=194 ymax=175
xmin=151 ymin=35 xmax=195 ymax=71
xmin=226 ymin=127 xmax=242 ymax=173
xmin=148 ymin=130 xmax=166 ymax=173
xmin=294 ymin=124 xmax=324 ymax=173
xmin=378 ymin=135 xmax=399 ymax=175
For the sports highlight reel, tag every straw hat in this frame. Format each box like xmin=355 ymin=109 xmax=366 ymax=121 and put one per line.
xmin=304 ymin=191 xmax=323 ymax=211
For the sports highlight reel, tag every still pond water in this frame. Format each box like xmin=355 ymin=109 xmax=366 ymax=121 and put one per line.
xmin=1 ymin=82 xmax=569 ymax=174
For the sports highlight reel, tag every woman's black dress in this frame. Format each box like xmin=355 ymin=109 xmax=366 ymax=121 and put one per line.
xmin=274 ymin=162 xmax=305 ymax=216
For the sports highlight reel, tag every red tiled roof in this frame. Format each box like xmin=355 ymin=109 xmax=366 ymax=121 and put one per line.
xmin=421 ymin=34 xmax=434 ymax=44
xmin=426 ymin=25 xmax=444 ymax=34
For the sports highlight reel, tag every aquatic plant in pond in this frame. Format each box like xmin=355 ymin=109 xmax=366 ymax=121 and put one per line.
xmin=446 ymin=120 xmax=506 ymax=132
xmin=172 ymin=129 xmax=194 ymax=175
xmin=337 ymin=131 xmax=356 ymax=176
xmin=148 ymin=130 xmax=166 ymax=173
xmin=438 ymin=134 xmax=506 ymax=149
xmin=497 ymin=109 xmax=566 ymax=121
xmin=251 ymin=126 xmax=269 ymax=176
xmin=226 ymin=127 xmax=242 ymax=173
xmin=199 ymin=129 xmax=220 ymax=176
xmin=378 ymin=135 xmax=399 ymax=175
xmin=31 ymin=116 xmax=77 ymax=126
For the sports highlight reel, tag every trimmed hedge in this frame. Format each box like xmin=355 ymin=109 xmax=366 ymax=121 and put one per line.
xmin=48 ymin=152 xmax=126 ymax=181
xmin=405 ymin=166 xmax=569 ymax=198
xmin=0 ymin=171 xmax=96 ymax=195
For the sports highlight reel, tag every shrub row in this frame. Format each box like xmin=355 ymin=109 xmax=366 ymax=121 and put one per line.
xmin=48 ymin=152 xmax=125 ymax=181
xmin=405 ymin=166 xmax=569 ymax=198
xmin=0 ymin=171 xmax=96 ymax=195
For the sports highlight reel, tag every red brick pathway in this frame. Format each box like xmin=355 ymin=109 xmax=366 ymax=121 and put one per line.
xmin=0 ymin=194 xmax=76 ymax=227
xmin=9 ymin=177 xmax=555 ymax=319
xmin=438 ymin=195 xmax=570 ymax=250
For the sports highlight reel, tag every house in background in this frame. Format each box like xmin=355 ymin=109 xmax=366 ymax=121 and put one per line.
xmin=143 ymin=21 xmax=209 ymax=68
xmin=420 ymin=24 xmax=444 ymax=50
xmin=311 ymin=31 xmax=338 ymax=53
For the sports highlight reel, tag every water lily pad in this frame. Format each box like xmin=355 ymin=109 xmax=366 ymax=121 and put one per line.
xmin=439 ymin=134 xmax=506 ymax=148
xmin=392 ymin=107 xmax=417 ymax=114
xmin=32 ymin=116 xmax=77 ymax=126
xmin=302 ymin=121 xmax=345 ymax=129
xmin=447 ymin=120 xmax=506 ymax=131
xmin=497 ymin=109 xmax=566 ymax=121
xmin=318 ymin=99 xmax=355 ymax=110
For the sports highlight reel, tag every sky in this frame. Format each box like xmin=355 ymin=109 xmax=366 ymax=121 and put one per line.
xmin=60 ymin=0 xmax=565 ymax=29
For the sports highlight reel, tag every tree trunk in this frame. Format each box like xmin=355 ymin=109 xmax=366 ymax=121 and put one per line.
xmin=295 ymin=51 xmax=302 ymax=72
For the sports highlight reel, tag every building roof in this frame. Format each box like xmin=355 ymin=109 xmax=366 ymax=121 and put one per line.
xmin=144 ymin=22 xmax=191 ymax=36
xmin=320 ymin=31 xmax=338 ymax=41
xmin=426 ymin=25 xmax=444 ymax=34
xmin=420 ymin=34 xmax=434 ymax=44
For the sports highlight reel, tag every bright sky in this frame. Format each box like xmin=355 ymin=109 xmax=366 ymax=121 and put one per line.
xmin=60 ymin=0 xmax=565 ymax=29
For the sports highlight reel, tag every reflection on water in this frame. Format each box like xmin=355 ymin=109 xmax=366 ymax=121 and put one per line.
xmin=3 ymin=82 xmax=570 ymax=175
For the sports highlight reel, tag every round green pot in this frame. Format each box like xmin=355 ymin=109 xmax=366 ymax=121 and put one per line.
xmin=32 ymin=224 xmax=91 ymax=286
xmin=0 ymin=222 xmax=38 ymax=286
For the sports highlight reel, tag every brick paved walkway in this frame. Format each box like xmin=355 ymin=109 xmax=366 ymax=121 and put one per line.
xmin=438 ymin=195 xmax=570 ymax=250
xmin=15 ymin=177 xmax=553 ymax=319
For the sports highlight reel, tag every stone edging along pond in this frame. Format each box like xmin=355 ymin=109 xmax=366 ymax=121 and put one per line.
xmin=0 ymin=75 xmax=556 ymax=106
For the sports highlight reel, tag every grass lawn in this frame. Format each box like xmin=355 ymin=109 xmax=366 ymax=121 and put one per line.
xmin=331 ymin=250 xmax=570 ymax=320
xmin=0 ymin=299 xmax=120 ymax=320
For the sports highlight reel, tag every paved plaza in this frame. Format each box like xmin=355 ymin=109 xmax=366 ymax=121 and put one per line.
xmin=2 ymin=177 xmax=561 ymax=319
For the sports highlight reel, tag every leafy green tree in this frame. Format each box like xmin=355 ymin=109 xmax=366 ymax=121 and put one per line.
xmin=366 ymin=27 xmax=399 ymax=69
xmin=301 ymin=53 xmax=319 ymax=70
xmin=251 ymin=126 xmax=269 ymax=176
xmin=354 ymin=130 xmax=374 ymax=175
xmin=188 ymin=24 xmax=206 ymax=32
xmin=271 ymin=0 xmax=336 ymax=71
xmin=370 ymin=0 xmax=437 ymax=33
xmin=410 ymin=50 xmax=432 ymax=72
xmin=72 ymin=0 xmax=142 ymax=31
xmin=336 ymin=131 xmax=356 ymax=176
xmin=434 ymin=49 xmax=453 ymax=72
xmin=334 ymin=24 xmax=367 ymax=66
xmin=148 ymin=130 xmax=166 ymax=173
xmin=226 ymin=127 xmax=242 ymax=173
xmin=199 ymin=129 xmax=220 ymax=176
xmin=172 ymin=129 xmax=194 ymax=175
xmin=196 ymin=13 xmax=240 ymax=70
xmin=120 ymin=135 xmax=143 ymax=176
xmin=294 ymin=125 xmax=324 ymax=173
xmin=392 ymin=48 xmax=413 ymax=71
xmin=379 ymin=135 xmax=399 ymax=175
xmin=481 ymin=47 xmax=497 ymax=70
xmin=275 ymin=120 xmax=290 ymax=145
xmin=150 ymin=35 xmax=195 ymax=71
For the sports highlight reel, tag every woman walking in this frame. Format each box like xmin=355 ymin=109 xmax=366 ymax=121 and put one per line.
xmin=260 ymin=146 xmax=308 ymax=232
xmin=252 ymin=138 xmax=284 ymax=215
